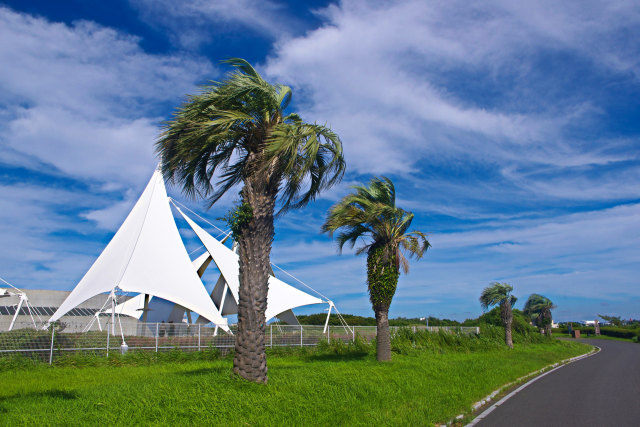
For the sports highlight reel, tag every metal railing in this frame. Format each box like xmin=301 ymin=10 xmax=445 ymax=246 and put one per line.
xmin=0 ymin=322 xmax=479 ymax=364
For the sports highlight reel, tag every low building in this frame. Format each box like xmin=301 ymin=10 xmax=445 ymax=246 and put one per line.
xmin=0 ymin=289 xmax=137 ymax=333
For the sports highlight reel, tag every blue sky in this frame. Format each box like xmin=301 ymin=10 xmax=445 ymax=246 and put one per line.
xmin=0 ymin=0 xmax=638 ymax=322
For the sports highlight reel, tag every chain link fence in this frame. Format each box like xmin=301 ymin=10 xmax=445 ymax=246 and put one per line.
xmin=0 ymin=322 xmax=479 ymax=364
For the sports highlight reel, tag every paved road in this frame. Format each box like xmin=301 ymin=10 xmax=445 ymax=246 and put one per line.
xmin=475 ymin=339 xmax=640 ymax=427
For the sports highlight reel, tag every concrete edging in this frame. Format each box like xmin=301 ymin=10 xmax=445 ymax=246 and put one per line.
xmin=462 ymin=344 xmax=600 ymax=426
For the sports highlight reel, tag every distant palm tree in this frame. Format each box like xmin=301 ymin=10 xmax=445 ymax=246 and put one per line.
xmin=523 ymin=294 xmax=555 ymax=336
xmin=480 ymin=282 xmax=517 ymax=348
xmin=322 ymin=177 xmax=430 ymax=361
xmin=156 ymin=58 xmax=345 ymax=383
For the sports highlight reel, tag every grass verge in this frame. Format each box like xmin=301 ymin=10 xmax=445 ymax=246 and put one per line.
xmin=0 ymin=331 xmax=590 ymax=426
xmin=553 ymin=333 xmax=635 ymax=342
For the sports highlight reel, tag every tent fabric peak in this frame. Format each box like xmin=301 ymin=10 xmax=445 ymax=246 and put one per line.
xmin=46 ymin=170 xmax=229 ymax=332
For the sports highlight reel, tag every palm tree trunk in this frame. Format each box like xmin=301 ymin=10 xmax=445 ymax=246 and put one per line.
xmin=545 ymin=311 xmax=552 ymax=337
xmin=374 ymin=305 xmax=392 ymax=361
xmin=501 ymin=301 xmax=514 ymax=348
xmin=367 ymin=247 xmax=399 ymax=362
xmin=233 ymin=174 xmax=277 ymax=384
xmin=505 ymin=320 xmax=513 ymax=348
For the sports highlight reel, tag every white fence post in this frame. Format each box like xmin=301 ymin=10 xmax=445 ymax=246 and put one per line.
xmin=352 ymin=326 xmax=355 ymax=342
xmin=270 ymin=324 xmax=273 ymax=348
xmin=155 ymin=323 xmax=159 ymax=353
xmin=48 ymin=327 xmax=55 ymax=365
xmin=327 ymin=325 xmax=330 ymax=343
xmin=106 ymin=328 xmax=110 ymax=357
xmin=198 ymin=324 xmax=201 ymax=351
xmin=300 ymin=325 xmax=303 ymax=347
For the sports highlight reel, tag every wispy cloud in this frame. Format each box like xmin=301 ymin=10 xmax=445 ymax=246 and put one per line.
xmin=265 ymin=0 xmax=640 ymax=204
xmin=1 ymin=3 xmax=639 ymax=322
xmin=0 ymin=7 xmax=213 ymax=289
xmin=0 ymin=7 xmax=213 ymax=187
xmin=130 ymin=0 xmax=300 ymax=47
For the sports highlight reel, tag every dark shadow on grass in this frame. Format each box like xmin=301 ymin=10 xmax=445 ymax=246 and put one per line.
xmin=0 ymin=389 xmax=78 ymax=414
xmin=178 ymin=366 xmax=228 ymax=376
xmin=0 ymin=389 xmax=78 ymax=404
xmin=305 ymin=352 xmax=370 ymax=362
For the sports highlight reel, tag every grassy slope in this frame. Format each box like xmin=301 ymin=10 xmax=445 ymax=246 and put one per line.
xmin=0 ymin=340 xmax=589 ymax=426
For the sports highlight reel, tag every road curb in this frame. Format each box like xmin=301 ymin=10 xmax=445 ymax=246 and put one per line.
xmin=463 ymin=345 xmax=600 ymax=426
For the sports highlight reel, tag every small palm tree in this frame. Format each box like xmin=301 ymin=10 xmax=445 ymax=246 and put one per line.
xmin=322 ymin=177 xmax=430 ymax=361
xmin=156 ymin=59 xmax=345 ymax=383
xmin=523 ymin=294 xmax=555 ymax=336
xmin=480 ymin=282 xmax=517 ymax=348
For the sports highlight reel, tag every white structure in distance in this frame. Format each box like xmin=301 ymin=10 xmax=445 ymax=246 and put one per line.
xmin=46 ymin=169 xmax=341 ymax=335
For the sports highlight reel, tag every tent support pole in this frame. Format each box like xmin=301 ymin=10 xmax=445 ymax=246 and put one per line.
xmin=8 ymin=293 xmax=26 ymax=331
xmin=24 ymin=298 xmax=39 ymax=329
xmin=49 ymin=327 xmax=55 ymax=365
xmin=323 ymin=301 xmax=333 ymax=334
xmin=110 ymin=289 xmax=116 ymax=337
xmin=214 ymin=283 xmax=229 ymax=337
xmin=142 ymin=294 xmax=150 ymax=324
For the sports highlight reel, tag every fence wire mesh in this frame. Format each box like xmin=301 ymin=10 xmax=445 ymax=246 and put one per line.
xmin=0 ymin=322 xmax=479 ymax=363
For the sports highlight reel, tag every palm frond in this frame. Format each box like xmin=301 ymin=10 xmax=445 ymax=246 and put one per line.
xmin=479 ymin=282 xmax=514 ymax=310
xmin=322 ymin=176 xmax=429 ymax=276
xmin=156 ymin=58 xmax=344 ymax=210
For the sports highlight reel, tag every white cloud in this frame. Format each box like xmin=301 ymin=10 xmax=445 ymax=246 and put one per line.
xmin=264 ymin=0 xmax=640 ymax=200
xmin=0 ymin=183 xmax=107 ymax=290
xmin=0 ymin=7 xmax=217 ymax=292
xmin=0 ymin=7 xmax=214 ymax=187
xmin=130 ymin=0 xmax=297 ymax=46
xmin=270 ymin=202 xmax=640 ymax=320
xmin=1 ymin=3 xmax=639 ymax=322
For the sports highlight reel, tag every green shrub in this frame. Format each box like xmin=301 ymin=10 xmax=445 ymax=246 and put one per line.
xmin=559 ymin=326 xmax=595 ymax=335
xmin=558 ymin=326 xmax=639 ymax=340
xmin=599 ymin=327 xmax=639 ymax=339
xmin=388 ymin=325 xmax=546 ymax=355
xmin=477 ymin=307 xmax=538 ymax=334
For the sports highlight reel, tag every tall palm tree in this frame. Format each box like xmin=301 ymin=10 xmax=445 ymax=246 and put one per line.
xmin=322 ymin=177 xmax=430 ymax=361
xmin=523 ymin=294 xmax=555 ymax=336
xmin=480 ymin=282 xmax=517 ymax=348
xmin=156 ymin=58 xmax=345 ymax=383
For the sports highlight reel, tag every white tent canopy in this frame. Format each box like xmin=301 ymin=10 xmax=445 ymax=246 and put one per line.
xmin=173 ymin=205 xmax=325 ymax=322
xmin=101 ymin=252 xmax=214 ymax=320
xmin=47 ymin=170 xmax=229 ymax=332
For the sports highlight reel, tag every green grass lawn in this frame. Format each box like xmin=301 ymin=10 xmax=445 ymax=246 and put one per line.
xmin=0 ymin=339 xmax=590 ymax=426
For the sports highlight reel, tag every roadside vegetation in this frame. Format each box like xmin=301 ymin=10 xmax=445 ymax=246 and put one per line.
xmin=0 ymin=328 xmax=590 ymax=426
xmin=553 ymin=326 xmax=640 ymax=342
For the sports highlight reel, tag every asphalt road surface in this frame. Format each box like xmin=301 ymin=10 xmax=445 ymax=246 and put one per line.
xmin=475 ymin=338 xmax=640 ymax=427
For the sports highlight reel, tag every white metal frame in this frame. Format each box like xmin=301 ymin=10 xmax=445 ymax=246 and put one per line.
xmin=1 ymin=276 xmax=41 ymax=331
